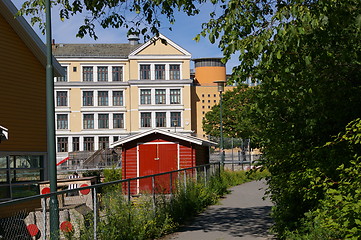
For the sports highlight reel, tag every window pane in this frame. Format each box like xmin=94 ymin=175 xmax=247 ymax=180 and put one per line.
xmin=0 ymin=170 xmax=8 ymax=183
xmin=83 ymin=91 xmax=94 ymax=106
xmin=171 ymin=112 xmax=181 ymax=127
xmin=99 ymin=137 xmax=109 ymax=149
xmin=72 ymin=137 xmax=80 ymax=151
xmin=170 ymin=89 xmax=180 ymax=104
xmin=0 ymin=156 xmax=7 ymax=169
xmin=140 ymin=89 xmax=151 ymax=105
xmin=11 ymin=170 xmax=41 ymax=182
xmin=156 ymin=112 xmax=166 ymax=127
xmin=113 ymin=91 xmax=123 ymax=106
xmin=57 ymin=137 xmax=68 ymax=152
xmin=12 ymin=184 xmax=38 ymax=198
xmin=98 ymin=114 xmax=109 ymax=129
xmin=112 ymin=66 xmax=123 ymax=81
xmin=15 ymin=156 xmax=42 ymax=168
xmin=97 ymin=67 xmax=108 ymax=81
xmin=140 ymin=65 xmax=151 ymax=80
xmin=113 ymin=114 xmax=124 ymax=128
xmin=57 ymin=66 xmax=68 ymax=82
xmin=98 ymin=91 xmax=109 ymax=106
xmin=83 ymin=114 xmax=94 ymax=129
xmin=170 ymin=65 xmax=180 ymax=80
xmin=57 ymin=114 xmax=68 ymax=129
xmin=83 ymin=67 xmax=93 ymax=82
xmin=155 ymin=64 xmax=165 ymax=80
xmin=141 ymin=113 xmax=151 ymax=128
xmin=56 ymin=91 xmax=67 ymax=106
xmin=155 ymin=89 xmax=166 ymax=104
xmin=83 ymin=137 xmax=94 ymax=151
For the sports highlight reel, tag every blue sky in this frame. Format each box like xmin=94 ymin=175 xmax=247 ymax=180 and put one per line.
xmin=13 ymin=1 xmax=239 ymax=73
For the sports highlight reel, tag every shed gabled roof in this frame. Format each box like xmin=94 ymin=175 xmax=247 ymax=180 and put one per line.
xmin=111 ymin=129 xmax=216 ymax=148
xmin=0 ymin=0 xmax=64 ymax=77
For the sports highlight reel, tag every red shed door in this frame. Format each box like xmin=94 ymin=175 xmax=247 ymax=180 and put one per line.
xmin=138 ymin=143 xmax=178 ymax=194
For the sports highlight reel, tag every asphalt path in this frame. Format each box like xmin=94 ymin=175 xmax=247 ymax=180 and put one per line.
xmin=161 ymin=180 xmax=274 ymax=240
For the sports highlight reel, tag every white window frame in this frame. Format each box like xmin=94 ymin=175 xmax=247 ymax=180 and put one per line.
xmin=81 ymin=64 xmax=124 ymax=82
xmin=137 ymin=62 xmax=182 ymax=80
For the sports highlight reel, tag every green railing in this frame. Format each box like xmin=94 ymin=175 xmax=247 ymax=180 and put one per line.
xmin=0 ymin=162 xmax=221 ymax=239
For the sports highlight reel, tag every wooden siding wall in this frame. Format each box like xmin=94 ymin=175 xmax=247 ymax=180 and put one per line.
xmin=0 ymin=14 xmax=47 ymax=152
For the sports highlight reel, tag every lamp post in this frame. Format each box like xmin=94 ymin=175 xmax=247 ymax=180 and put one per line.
xmin=45 ymin=0 xmax=59 ymax=238
xmin=214 ymin=80 xmax=226 ymax=166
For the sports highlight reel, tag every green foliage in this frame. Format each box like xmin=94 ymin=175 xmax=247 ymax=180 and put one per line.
xmin=19 ymin=0 xmax=205 ymax=40
xmin=78 ymin=169 xmax=266 ymax=239
xmin=82 ymin=169 xmax=102 ymax=183
xmin=102 ymin=167 xmax=122 ymax=193
xmin=284 ymin=119 xmax=361 ymax=239
xmin=203 ymin=85 xmax=260 ymax=144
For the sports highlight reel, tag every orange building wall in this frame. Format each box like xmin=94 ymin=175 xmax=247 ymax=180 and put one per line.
xmin=0 ymin=14 xmax=47 ymax=152
xmin=195 ymin=66 xmax=226 ymax=86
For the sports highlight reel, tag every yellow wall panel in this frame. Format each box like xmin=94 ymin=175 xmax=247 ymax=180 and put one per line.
xmin=0 ymin=14 xmax=47 ymax=152
xmin=138 ymin=39 xmax=183 ymax=55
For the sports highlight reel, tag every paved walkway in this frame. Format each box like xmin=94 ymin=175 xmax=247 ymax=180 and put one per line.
xmin=162 ymin=180 xmax=274 ymax=240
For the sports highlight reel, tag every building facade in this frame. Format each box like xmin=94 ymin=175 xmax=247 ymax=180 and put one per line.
xmin=191 ymin=58 xmax=233 ymax=139
xmin=53 ymin=34 xmax=193 ymax=163
xmin=0 ymin=0 xmax=63 ymax=200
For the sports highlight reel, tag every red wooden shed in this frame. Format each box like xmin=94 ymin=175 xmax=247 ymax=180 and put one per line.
xmin=110 ymin=129 xmax=216 ymax=194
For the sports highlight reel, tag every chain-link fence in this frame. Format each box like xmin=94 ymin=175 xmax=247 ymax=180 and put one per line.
xmin=0 ymin=163 xmax=220 ymax=239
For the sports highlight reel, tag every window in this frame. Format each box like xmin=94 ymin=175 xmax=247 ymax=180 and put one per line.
xmin=113 ymin=91 xmax=123 ymax=106
xmin=57 ymin=137 xmax=68 ymax=152
xmin=97 ymin=67 xmax=108 ymax=82
xmin=141 ymin=113 xmax=151 ymax=128
xmin=155 ymin=64 xmax=165 ymax=80
xmin=171 ymin=112 xmax=181 ymax=127
xmin=98 ymin=114 xmax=109 ymax=129
xmin=0 ymin=155 xmax=44 ymax=199
xmin=169 ymin=65 xmax=180 ymax=80
xmin=155 ymin=89 xmax=166 ymax=104
xmin=98 ymin=91 xmax=108 ymax=106
xmin=83 ymin=114 xmax=94 ymax=129
xmin=170 ymin=89 xmax=181 ymax=104
xmin=113 ymin=113 xmax=124 ymax=128
xmin=83 ymin=137 xmax=94 ymax=151
xmin=140 ymin=89 xmax=151 ymax=105
xmin=83 ymin=67 xmax=93 ymax=82
xmin=57 ymin=66 xmax=68 ymax=82
xmin=156 ymin=112 xmax=166 ymax=127
xmin=99 ymin=137 xmax=109 ymax=149
xmin=214 ymin=94 xmax=217 ymax=97
xmin=83 ymin=91 xmax=94 ymax=106
xmin=72 ymin=137 xmax=80 ymax=151
xmin=56 ymin=91 xmax=67 ymax=106
xmin=114 ymin=136 xmax=119 ymax=142
xmin=140 ymin=64 xmax=151 ymax=80
xmin=112 ymin=66 xmax=123 ymax=81
xmin=57 ymin=114 xmax=68 ymax=129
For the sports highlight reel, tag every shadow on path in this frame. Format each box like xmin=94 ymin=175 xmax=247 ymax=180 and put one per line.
xmin=177 ymin=206 xmax=273 ymax=238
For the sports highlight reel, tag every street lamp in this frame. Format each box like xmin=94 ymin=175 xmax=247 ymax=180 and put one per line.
xmin=214 ymin=80 xmax=226 ymax=166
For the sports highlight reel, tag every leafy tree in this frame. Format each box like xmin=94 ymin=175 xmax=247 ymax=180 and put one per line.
xmin=203 ymin=84 xmax=260 ymax=143
xmin=20 ymin=0 xmax=361 ymax=237
xmin=19 ymin=0 xmax=205 ymax=40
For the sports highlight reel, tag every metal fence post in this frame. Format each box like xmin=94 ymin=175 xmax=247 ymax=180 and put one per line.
xmin=169 ymin=172 xmax=173 ymax=197
xmin=183 ymin=170 xmax=187 ymax=192
xmin=42 ymin=198 xmax=47 ymax=240
xmin=204 ymin=165 xmax=207 ymax=186
xmin=93 ymin=188 xmax=97 ymax=240
xmin=128 ymin=180 xmax=131 ymax=202
xmin=152 ymin=176 xmax=156 ymax=209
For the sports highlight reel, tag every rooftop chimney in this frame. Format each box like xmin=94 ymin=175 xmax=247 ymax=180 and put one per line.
xmin=128 ymin=34 xmax=140 ymax=45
